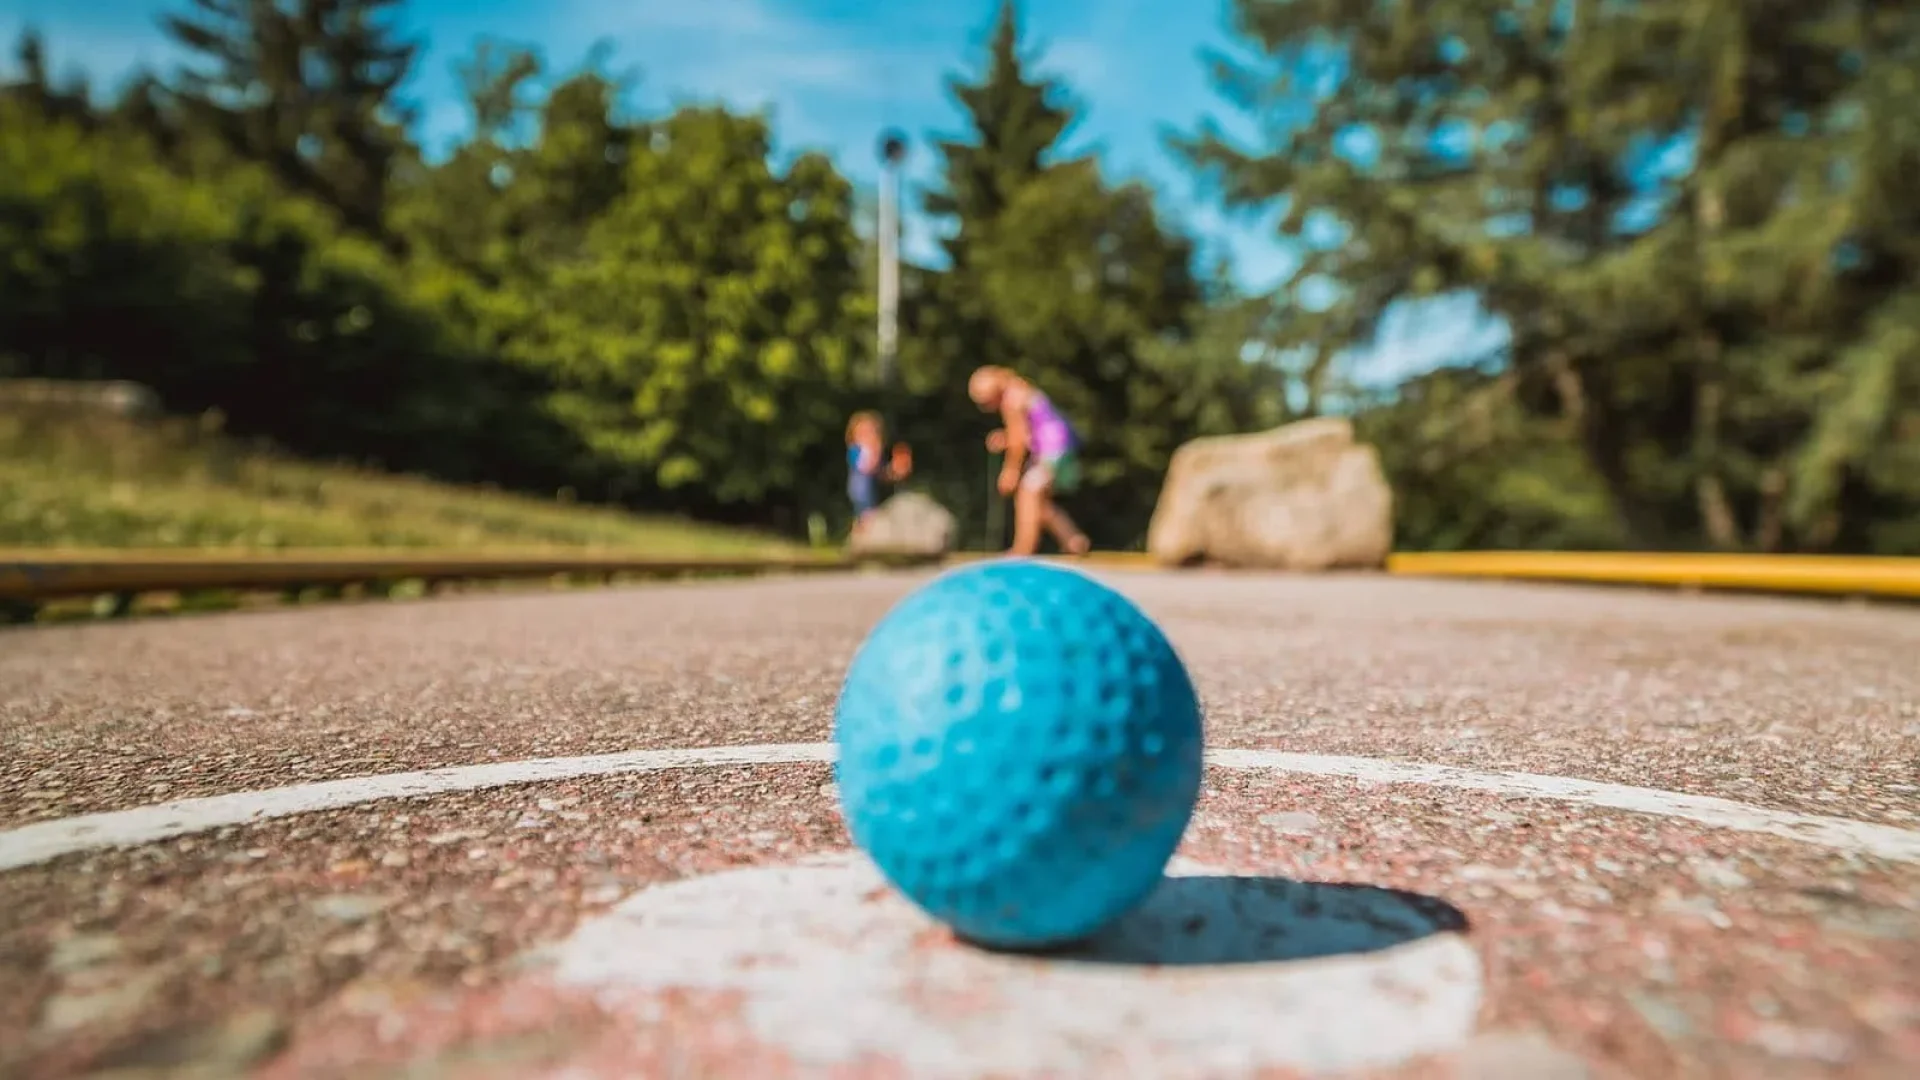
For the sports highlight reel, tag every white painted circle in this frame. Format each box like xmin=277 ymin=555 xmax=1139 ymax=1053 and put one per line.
xmin=7 ymin=742 xmax=1919 ymax=872
xmin=538 ymin=852 xmax=1484 ymax=1078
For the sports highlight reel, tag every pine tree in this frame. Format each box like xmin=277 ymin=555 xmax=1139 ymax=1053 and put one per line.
xmin=916 ymin=0 xmax=1085 ymax=389
xmin=107 ymin=72 xmax=177 ymax=155
xmin=924 ymin=0 xmax=1081 ymax=270
xmin=920 ymin=0 xmax=1202 ymax=547
xmin=1179 ymin=0 xmax=1920 ymax=554
xmin=3 ymin=29 xmax=94 ymax=125
xmin=387 ymin=40 xmax=543 ymax=279
xmin=163 ymin=0 xmax=418 ymax=244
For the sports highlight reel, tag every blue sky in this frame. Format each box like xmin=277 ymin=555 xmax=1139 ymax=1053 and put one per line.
xmin=0 ymin=0 xmax=1509 ymax=384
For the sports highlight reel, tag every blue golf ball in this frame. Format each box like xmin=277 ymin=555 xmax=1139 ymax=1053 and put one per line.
xmin=833 ymin=559 xmax=1205 ymax=950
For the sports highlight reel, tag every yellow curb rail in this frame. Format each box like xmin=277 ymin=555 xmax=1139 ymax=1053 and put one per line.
xmin=1386 ymin=551 xmax=1920 ymax=599
xmin=0 ymin=548 xmax=944 ymax=604
xmin=6 ymin=547 xmax=1916 ymax=609
xmin=960 ymin=548 xmax=1920 ymax=600
xmin=955 ymin=549 xmax=1920 ymax=599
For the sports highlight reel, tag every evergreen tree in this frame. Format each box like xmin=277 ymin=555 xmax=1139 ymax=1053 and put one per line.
xmin=1179 ymin=0 xmax=1920 ymax=554
xmin=2 ymin=29 xmax=94 ymax=126
xmin=163 ymin=0 xmax=418 ymax=244
xmin=106 ymin=71 xmax=178 ymax=156
xmin=921 ymin=0 xmax=1202 ymax=547
xmin=924 ymin=1 xmax=1081 ymax=272
xmin=387 ymin=40 xmax=542 ymax=279
xmin=502 ymin=65 xmax=641 ymax=271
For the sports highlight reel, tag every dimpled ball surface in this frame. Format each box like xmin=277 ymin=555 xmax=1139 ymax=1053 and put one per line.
xmin=833 ymin=560 xmax=1204 ymax=950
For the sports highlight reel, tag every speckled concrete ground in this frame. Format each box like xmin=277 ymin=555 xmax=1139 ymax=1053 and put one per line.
xmin=2 ymin=568 xmax=1917 ymax=1078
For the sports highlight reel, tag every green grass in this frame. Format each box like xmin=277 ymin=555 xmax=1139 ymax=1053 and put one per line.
xmin=0 ymin=406 xmax=806 ymax=555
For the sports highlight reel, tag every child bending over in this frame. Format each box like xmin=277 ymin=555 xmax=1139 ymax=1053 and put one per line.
xmin=967 ymin=365 xmax=1091 ymax=557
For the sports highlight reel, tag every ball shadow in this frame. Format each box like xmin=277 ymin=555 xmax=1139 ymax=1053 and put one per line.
xmin=1054 ymin=875 xmax=1470 ymax=967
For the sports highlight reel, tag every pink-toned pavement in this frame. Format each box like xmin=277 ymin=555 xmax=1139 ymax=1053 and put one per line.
xmin=2 ymin=567 xmax=1917 ymax=1079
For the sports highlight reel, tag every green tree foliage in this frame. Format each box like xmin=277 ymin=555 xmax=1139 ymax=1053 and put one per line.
xmin=164 ymin=0 xmax=418 ymax=244
xmin=1137 ymin=271 xmax=1293 ymax=443
xmin=3 ymin=29 xmax=93 ymax=125
xmin=925 ymin=2 xmax=1075 ymax=275
xmin=917 ymin=1 xmax=1216 ymax=547
xmin=510 ymin=106 xmax=869 ymax=514
xmin=1353 ymin=367 xmax=1624 ymax=552
xmin=386 ymin=40 xmax=543 ymax=277
xmin=494 ymin=62 xmax=642 ymax=274
xmin=1181 ymin=0 xmax=1920 ymax=554
xmin=0 ymin=65 xmax=573 ymax=489
xmin=13 ymin=0 xmax=1910 ymax=553
xmin=0 ymin=96 xmax=237 ymax=386
xmin=969 ymin=162 xmax=1199 ymax=497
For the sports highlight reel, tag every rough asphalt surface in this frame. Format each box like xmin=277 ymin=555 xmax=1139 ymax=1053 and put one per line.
xmin=2 ymin=567 xmax=1918 ymax=1078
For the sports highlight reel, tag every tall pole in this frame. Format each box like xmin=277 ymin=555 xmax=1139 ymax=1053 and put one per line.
xmin=876 ymin=130 xmax=906 ymax=392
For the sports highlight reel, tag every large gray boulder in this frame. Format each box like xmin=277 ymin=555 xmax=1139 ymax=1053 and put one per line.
xmin=849 ymin=491 xmax=958 ymax=557
xmin=1146 ymin=417 xmax=1394 ymax=570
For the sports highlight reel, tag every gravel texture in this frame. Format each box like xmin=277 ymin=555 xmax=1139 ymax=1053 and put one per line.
xmin=3 ymin=569 xmax=1917 ymax=827
xmin=1181 ymin=772 xmax=1920 ymax=1080
xmin=3 ymin=768 xmax=1913 ymax=1078
xmin=0 ymin=766 xmax=845 ymax=1079
xmin=3 ymin=567 xmax=1919 ymax=1077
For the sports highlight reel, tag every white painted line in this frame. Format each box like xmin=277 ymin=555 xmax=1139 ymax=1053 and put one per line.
xmin=1205 ymin=748 xmax=1920 ymax=865
xmin=536 ymin=852 xmax=1484 ymax=1078
xmin=4 ymin=743 xmax=1918 ymax=872
xmin=0 ymin=743 xmax=831 ymax=873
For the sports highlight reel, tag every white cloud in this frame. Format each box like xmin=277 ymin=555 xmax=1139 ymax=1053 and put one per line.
xmin=548 ymin=0 xmax=938 ymax=104
xmin=1180 ymin=200 xmax=1297 ymax=291
xmin=599 ymin=2 xmax=792 ymax=37
xmin=1343 ymin=293 xmax=1511 ymax=387
xmin=417 ymin=98 xmax=472 ymax=153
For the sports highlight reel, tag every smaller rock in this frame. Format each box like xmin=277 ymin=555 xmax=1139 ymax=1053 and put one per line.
xmin=849 ymin=492 xmax=957 ymax=556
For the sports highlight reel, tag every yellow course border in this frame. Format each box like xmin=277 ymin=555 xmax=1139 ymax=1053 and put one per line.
xmin=5 ymin=548 xmax=1917 ymax=608
xmin=959 ymin=549 xmax=1920 ymax=600
xmin=1386 ymin=551 xmax=1920 ymax=599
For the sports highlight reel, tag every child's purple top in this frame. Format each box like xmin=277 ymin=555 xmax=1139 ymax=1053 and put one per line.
xmin=1026 ymin=390 xmax=1074 ymax=458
